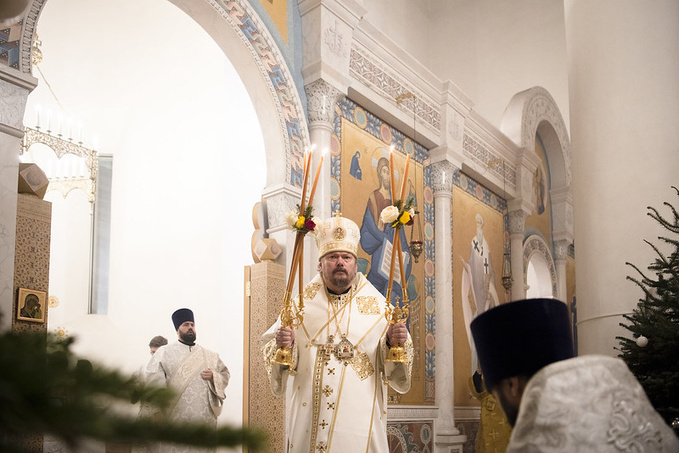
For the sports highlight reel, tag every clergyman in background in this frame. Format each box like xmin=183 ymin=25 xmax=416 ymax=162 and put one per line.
xmin=470 ymin=297 xmax=679 ymax=452
xmin=144 ymin=308 xmax=230 ymax=453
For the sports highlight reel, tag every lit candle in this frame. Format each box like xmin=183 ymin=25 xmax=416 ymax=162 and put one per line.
xmin=307 ymin=154 xmax=324 ymax=208
xmin=396 ymin=231 xmax=406 ymax=294
xmin=389 ymin=150 xmax=396 ymax=203
xmin=386 ymin=227 xmax=399 ymax=303
xmin=399 ymin=153 xmax=411 ymax=201
xmin=299 ymin=150 xmax=312 ymax=214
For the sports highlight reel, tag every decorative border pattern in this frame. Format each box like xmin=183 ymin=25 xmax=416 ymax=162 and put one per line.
xmin=462 ymin=132 xmax=517 ymax=191
xmin=387 ymin=421 xmax=434 ymax=452
xmin=334 ymin=97 xmax=435 ymax=401
xmin=349 ymin=44 xmax=440 ymax=133
xmin=211 ymin=0 xmax=307 ymax=187
xmin=453 ymin=170 xmax=507 ymax=216
xmin=520 ymin=87 xmax=571 ymax=186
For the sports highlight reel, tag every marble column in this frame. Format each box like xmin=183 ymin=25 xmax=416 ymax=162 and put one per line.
xmin=553 ymin=239 xmax=570 ymax=303
xmin=0 ymin=67 xmax=37 ymax=332
xmin=431 ymin=161 xmax=466 ymax=451
xmin=565 ymin=0 xmax=679 ymax=355
xmin=507 ymin=209 xmax=526 ymax=302
xmin=304 ymin=79 xmax=343 ymax=267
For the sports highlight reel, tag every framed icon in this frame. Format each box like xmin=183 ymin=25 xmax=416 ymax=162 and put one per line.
xmin=17 ymin=288 xmax=47 ymax=323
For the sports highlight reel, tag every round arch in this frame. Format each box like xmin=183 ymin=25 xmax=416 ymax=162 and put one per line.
xmin=501 ymin=86 xmax=570 ymax=190
xmin=20 ymin=0 xmax=308 ymax=189
xmin=523 ymin=234 xmax=558 ymax=298
xmin=501 ymin=86 xmax=573 ymax=246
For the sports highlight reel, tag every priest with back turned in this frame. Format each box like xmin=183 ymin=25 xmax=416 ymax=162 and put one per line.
xmin=470 ymin=298 xmax=679 ymax=452
xmin=262 ymin=215 xmax=413 ymax=452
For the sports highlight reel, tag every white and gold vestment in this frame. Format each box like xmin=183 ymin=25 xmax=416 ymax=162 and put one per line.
xmin=508 ymin=355 xmax=679 ymax=452
xmin=144 ymin=342 xmax=230 ymax=453
xmin=263 ymin=272 xmax=412 ymax=453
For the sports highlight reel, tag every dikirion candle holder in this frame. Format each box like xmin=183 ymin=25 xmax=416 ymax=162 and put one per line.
xmin=274 ymin=149 xmax=324 ymax=366
xmin=380 ymin=149 xmax=413 ymax=363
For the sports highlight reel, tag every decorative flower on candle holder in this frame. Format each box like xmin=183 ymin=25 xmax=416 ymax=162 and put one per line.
xmin=380 ymin=196 xmax=415 ymax=229
xmin=285 ymin=206 xmax=319 ymax=235
xmin=380 ymin=192 xmax=414 ymax=363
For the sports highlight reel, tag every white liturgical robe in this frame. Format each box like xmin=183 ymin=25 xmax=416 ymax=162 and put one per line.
xmin=263 ymin=272 xmax=413 ymax=453
xmin=144 ymin=342 xmax=230 ymax=453
xmin=508 ymin=355 xmax=679 ymax=452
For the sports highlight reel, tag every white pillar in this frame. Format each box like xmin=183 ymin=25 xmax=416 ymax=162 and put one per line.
xmin=507 ymin=209 xmax=526 ymax=301
xmin=432 ymin=161 xmax=466 ymax=451
xmin=304 ymin=79 xmax=343 ymax=267
xmin=553 ymin=239 xmax=569 ymax=303
xmin=565 ymin=0 xmax=679 ymax=355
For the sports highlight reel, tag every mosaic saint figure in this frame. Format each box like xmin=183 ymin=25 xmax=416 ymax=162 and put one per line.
xmin=359 ymin=156 xmax=412 ymax=305
xmin=461 ymin=212 xmax=500 ymax=373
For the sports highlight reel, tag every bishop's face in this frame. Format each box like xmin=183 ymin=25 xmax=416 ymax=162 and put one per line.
xmin=177 ymin=321 xmax=197 ymax=344
xmin=319 ymin=252 xmax=357 ymax=293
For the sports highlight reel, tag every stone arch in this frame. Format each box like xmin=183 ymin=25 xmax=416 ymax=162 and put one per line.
xmin=501 ymin=86 xmax=570 ymax=188
xmin=523 ymin=234 xmax=558 ymax=297
xmin=20 ymin=0 xmax=307 ymax=189
xmin=501 ymin=86 xmax=573 ymax=245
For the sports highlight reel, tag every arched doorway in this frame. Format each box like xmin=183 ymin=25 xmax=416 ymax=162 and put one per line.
xmin=20 ymin=0 xmax=304 ymax=430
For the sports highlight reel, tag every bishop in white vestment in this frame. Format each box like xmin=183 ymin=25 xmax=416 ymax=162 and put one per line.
xmin=263 ymin=216 xmax=413 ymax=453
xmin=145 ymin=308 xmax=230 ymax=453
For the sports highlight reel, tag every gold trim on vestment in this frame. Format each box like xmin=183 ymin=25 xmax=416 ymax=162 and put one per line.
xmin=356 ymin=296 xmax=380 ymax=314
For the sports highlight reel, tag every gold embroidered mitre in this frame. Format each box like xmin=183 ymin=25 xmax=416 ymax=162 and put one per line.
xmin=314 ymin=216 xmax=360 ymax=258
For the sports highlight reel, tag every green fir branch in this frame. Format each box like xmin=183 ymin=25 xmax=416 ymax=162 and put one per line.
xmin=0 ymin=327 xmax=265 ymax=452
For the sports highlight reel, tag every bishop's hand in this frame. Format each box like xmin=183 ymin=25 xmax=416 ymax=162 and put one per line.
xmin=387 ymin=322 xmax=408 ymax=346
xmin=276 ymin=326 xmax=295 ymax=348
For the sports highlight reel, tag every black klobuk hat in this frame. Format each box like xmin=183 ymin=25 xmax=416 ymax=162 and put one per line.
xmin=470 ymin=298 xmax=574 ymax=392
xmin=172 ymin=308 xmax=194 ymax=331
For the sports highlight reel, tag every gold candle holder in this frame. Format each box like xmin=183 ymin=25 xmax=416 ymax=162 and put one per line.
xmin=273 ymin=150 xmax=322 ymax=366
xmin=383 ymin=151 xmax=412 ymax=363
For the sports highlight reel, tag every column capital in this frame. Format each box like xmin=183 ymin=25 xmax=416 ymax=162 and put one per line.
xmin=507 ymin=209 xmax=527 ymax=236
xmin=553 ymin=238 xmax=571 ymax=261
xmin=431 ymin=160 xmax=458 ymax=195
xmin=305 ymin=79 xmax=343 ymax=125
xmin=261 ymin=183 xmax=303 ymax=233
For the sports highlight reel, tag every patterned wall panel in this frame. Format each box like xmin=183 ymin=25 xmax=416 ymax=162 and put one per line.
xmin=11 ymin=193 xmax=51 ymax=453
xmin=12 ymin=193 xmax=50 ymax=335
xmin=245 ymin=260 xmax=287 ymax=452
xmin=388 ymin=421 xmax=434 ymax=453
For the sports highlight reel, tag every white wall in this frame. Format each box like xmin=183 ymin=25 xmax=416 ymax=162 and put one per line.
xmin=363 ymin=0 xmax=570 ymax=132
xmin=24 ymin=0 xmax=265 ymax=435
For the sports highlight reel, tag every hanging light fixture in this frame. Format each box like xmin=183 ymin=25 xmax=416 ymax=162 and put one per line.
xmin=410 ymin=209 xmax=424 ymax=263
xmin=499 ymin=159 xmax=513 ymax=291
